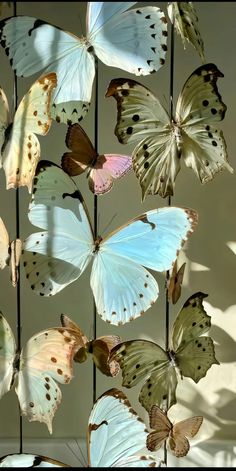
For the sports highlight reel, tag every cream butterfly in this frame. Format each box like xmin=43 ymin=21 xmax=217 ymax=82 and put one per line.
xmin=106 ymin=63 xmax=233 ymax=200
xmin=0 ymin=73 xmax=57 ymax=191
xmin=147 ymin=404 xmax=203 ymax=458
xmin=0 ymin=312 xmax=78 ymax=433
xmin=0 ymin=2 xmax=168 ymax=125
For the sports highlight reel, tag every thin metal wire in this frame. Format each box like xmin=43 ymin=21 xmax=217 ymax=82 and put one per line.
xmin=12 ymin=0 xmax=23 ymax=454
xmin=164 ymin=19 xmax=175 ymax=467
xmin=93 ymin=57 xmax=98 ymax=405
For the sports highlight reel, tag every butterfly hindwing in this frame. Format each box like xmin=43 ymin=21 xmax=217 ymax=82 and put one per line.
xmin=169 ymin=416 xmax=203 ymax=457
xmin=0 ymin=312 xmax=15 ymax=400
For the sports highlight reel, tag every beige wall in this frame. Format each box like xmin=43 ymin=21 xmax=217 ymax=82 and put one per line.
xmin=0 ymin=1 xmax=235 ymax=456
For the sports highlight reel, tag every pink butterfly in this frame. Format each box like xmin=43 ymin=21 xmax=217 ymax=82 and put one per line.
xmin=61 ymin=124 xmax=132 ymax=195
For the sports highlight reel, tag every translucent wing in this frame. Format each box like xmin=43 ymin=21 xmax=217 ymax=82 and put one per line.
xmin=0 ymin=312 xmax=15 ymax=400
xmin=172 ymin=292 xmax=219 ymax=382
xmin=92 ymin=206 xmax=197 ymax=324
xmin=146 ymin=405 xmax=171 ymax=452
xmin=89 ymin=3 xmax=168 ymax=75
xmin=0 ymin=218 xmax=10 ymax=269
xmin=87 ymin=388 xmax=160 ymax=467
xmin=106 ymin=78 xmax=180 ymax=199
xmin=167 ymin=260 xmax=186 ymax=305
xmin=2 ymin=73 xmax=57 ymax=191
xmin=0 ymin=454 xmax=70 ymax=467
xmin=16 ymin=327 xmax=77 ymax=433
xmin=168 ymin=2 xmax=205 ymax=62
xmin=169 ymin=416 xmax=203 ymax=457
xmin=23 ymin=161 xmax=94 ymax=296
xmin=0 ymin=16 xmax=94 ymax=114
xmin=176 ymin=63 xmax=233 ymax=182
xmin=110 ymin=340 xmax=178 ymax=411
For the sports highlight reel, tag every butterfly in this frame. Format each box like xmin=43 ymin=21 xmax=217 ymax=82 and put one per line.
xmin=167 ymin=260 xmax=186 ymax=305
xmin=167 ymin=2 xmax=205 ymax=62
xmin=0 ymin=311 xmax=78 ymax=433
xmin=22 ymin=160 xmax=197 ymax=326
xmin=0 ymin=2 xmax=168 ymax=125
xmin=0 ymin=217 xmax=22 ymax=287
xmin=110 ymin=292 xmax=219 ymax=412
xmin=61 ymin=314 xmax=121 ymax=376
xmin=0 ymin=454 xmax=70 ymax=468
xmin=0 ymin=73 xmax=57 ymax=191
xmin=147 ymin=404 xmax=203 ymax=458
xmin=61 ymin=124 xmax=132 ymax=195
xmin=106 ymin=63 xmax=234 ymax=200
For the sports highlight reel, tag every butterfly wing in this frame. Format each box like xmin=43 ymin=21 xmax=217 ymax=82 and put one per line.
xmin=167 ymin=2 xmax=205 ymax=62
xmin=176 ymin=63 xmax=233 ymax=183
xmin=87 ymin=388 xmax=159 ymax=467
xmin=88 ymin=3 xmax=167 ymax=75
xmin=146 ymin=405 xmax=171 ymax=452
xmin=169 ymin=416 xmax=203 ymax=457
xmin=0 ymin=312 xmax=16 ymax=399
xmin=139 ymin=362 xmax=178 ymax=412
xmin=2 ymin=73 xmax=57 ymax=191
xmin=0 ymin=86 xmax=10 ymax=162
xmin=23 ymin=161 xmax=94 ymax=296
xmin=0 ymin=17 xmax=93 ymax=122
xmin=61 ymin=123 xmax=97 ymax=176
xmin=88 ymin=153 xmax=132 ymax=195
xmin=91 ymin=206 xmax=197 ymax=324
xmin=0 ymin=454 xmax=70 ymax=467
xmin=0 ymin=218 xmax=10 ymax=269
xmin=16 ymin=327 xmax=77 ymax=433
xmin=106 ymin=78 xmax=180 ymax=199
xmin=172 ymin=292 xmax=219 ymax=382
xmin=167 ymin=260 xmax=186 ymax=305
xmin=91 ymin=335 xmax=121 ymax=376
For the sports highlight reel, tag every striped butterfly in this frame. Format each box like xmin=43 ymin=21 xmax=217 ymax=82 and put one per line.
xmin=22 ymin=161 xmax=197 ymax=326
xmin=0 ymin=312 xmax=78 ymax=433
xmin=110 ymin=292 xmax=219 ymax=411
xmin=0 ymin=73 xmax=57 ymax=191
xmin=106 ymin=63 xmax=233 ymax=200
xmin=0 ymin=2 xmax=168 ymax=125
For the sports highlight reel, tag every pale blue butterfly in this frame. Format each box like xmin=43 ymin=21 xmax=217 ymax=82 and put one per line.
xmin=23 ymin=161 xmax=198 ymax=325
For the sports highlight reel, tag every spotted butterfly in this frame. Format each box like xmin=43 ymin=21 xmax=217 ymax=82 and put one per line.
xmin=0 ymin=2 xmax=168 ymax=125
xmin=22 ymin=161 xmax=197 ymax=325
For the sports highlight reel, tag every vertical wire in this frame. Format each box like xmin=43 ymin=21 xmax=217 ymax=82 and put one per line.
xmin=13 ymin=0 xmax=23 ymax=454
xmin=93 ymin=57 xmax=98 ymax=405
xmin=164 ymin=19 xmax=175 ymax=467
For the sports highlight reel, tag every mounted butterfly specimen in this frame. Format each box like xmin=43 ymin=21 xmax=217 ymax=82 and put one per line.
xmin=106 ymin=63 xmax=233 ymax=200
xmin=61 ymin=124 xmax=132 ymax=195
xmin=0 ymin=73 xmax=56 ymax=191
xmin=0 ymin=2 xmax=168 ymax=125
xmin=147 ymin=404 xmax=203 ymax=458
xmin=0 ymin=454 xmax=70 ymax=468
xmin=61 ymin=314 xmax=121 ymax=376
xmin=22 ymin=160 xmax=197 ymax=326
xmin=110 ymin=292 xmax=219 ymax=411
xmin=167 ymin=260 xmax=186 ymax=305
xmin=0 ymin=217 xmax=22 ymax=287
xmin=0 ymin=311 xmax=78 ymax=433
xmin=167 ymin=2 xmax=205 ymax=62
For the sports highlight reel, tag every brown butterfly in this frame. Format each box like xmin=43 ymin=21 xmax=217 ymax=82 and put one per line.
xmin=60 ymin=314 xmax=121 ymax=377
xmin=167 ymin=260 xmax=186 ymax=304
xmin=61 ymin=124 xmax=132 ymax=195
xmin=0 ymin=217 xmax=22 ymax=287
xmin=147 ymin=404 xmax=203 ymax=457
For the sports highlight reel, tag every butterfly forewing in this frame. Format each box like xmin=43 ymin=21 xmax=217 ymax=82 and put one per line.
xmin=146 ymin=405 xmax=171 ymax=452
xmin=167 ymin=261 xmax=186 ymax=305
xmin=168 ymin=2 xmax=205 ymax=62
xmin=0 ymin=312 xmax=16 ymax=400
xmin=62 ymin=124 xmax=97 ymax=176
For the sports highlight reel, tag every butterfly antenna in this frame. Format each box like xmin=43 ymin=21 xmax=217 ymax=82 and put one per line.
xmin=102 ymin=213 xmax=118 ymax=236
xmin=66 ymin=438 xmax=87 ymax=467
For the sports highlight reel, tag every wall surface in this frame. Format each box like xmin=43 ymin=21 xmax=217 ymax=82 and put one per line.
xmin=0 ymin=1 xmax=235 ymax=466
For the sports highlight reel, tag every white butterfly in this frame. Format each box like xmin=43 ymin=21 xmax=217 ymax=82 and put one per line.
xmin=0 ymin=312 xmax=78 ymax=433
xmin=0 ymin=73 xmax=57 ymax=191
xmin=0 ymin=454 xmax=69 ymax=468
xmin=0 ymin=217 xmax=22 ymax=287
xmin=22 ymin=161 xmax=197 ymax=326
xmin=106 ymin=64 xmax=234 ymax=200
xmin=167 ymin=2 xmax=205 ymax=62
xmin=0 ymin=2 xmax=168 ymax=125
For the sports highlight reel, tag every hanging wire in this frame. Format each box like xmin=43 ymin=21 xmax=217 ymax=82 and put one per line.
xmin=164 ymin=18 xmax=175 ymax=467
xmin=12 ymin=0 xmax=23 ymax=454
xmin=93 ymin=57 xmax=98 ymax=405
